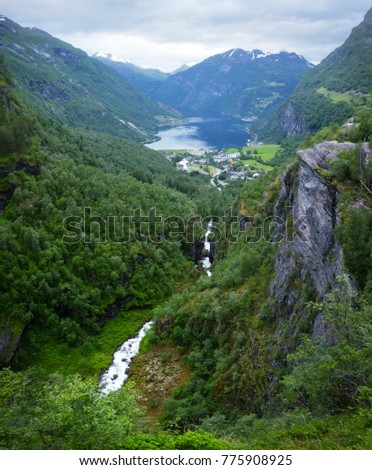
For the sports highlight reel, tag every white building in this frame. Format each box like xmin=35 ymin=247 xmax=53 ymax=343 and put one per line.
xmin=177 ymin=158 xmax=189 ymax=171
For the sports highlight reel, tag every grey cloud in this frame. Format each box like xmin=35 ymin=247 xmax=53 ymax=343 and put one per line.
xmin=0 ymin=0 xmax=371 ymax=70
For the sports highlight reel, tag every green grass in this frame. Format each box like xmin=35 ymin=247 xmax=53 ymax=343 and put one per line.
xmin=18 ymin=309 xmax=152 ymax=377
xmin=317 ymin=87 xmax=353 ymax=103
xmin=242 ymin=159 xmax=274 ymax=171
xmin=240 ymin=144 xmax=280 ymax=171
xmin=190 ymin=164 xmax=218 ymax=175
xmin=242 ymin=144 xmax=280 ymax=161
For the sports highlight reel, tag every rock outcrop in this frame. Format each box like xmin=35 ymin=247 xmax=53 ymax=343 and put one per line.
xmin=280 ymin=103 xmax=307 ymax=136
xmin=269 ymin=141 xmax=359 ymax=354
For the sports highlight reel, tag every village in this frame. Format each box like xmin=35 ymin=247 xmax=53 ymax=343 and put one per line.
xmin=164 ymin=144 xmax=278 ymax=189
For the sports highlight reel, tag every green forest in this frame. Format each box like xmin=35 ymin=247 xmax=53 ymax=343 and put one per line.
xmin=0 ymin=7 xmax=372 ymax=452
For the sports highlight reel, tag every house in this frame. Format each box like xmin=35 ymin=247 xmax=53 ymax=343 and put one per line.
xmin=177 ymin=158 xmax=189 ymax=171
xmin=228 ymin=152 xmax=241 ymax=160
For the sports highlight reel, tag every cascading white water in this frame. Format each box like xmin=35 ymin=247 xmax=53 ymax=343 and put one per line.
xmin=201 ymin=220 xmax=213 ymax=277
xmin=210 ymin=169 xmax=222 ymax=191
xmin=99 ymin=221 xmax=214 ymax=393
xmin=99 ymin=320 xmax=154 ymax=394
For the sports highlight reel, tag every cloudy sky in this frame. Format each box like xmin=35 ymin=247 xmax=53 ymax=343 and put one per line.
xmin=0 ymin=0 xmax=371 ymax=71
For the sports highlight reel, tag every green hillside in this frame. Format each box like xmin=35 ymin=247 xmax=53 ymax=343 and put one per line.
xmin=254 ymin=7 xmax=372 ymax=141
xmin=0 ymin=16 xmax=179 ymax=143
xmin=0 ymin=57 xmax=225 ymax=370
xmin=0 ymin=10 xmax=371 ymax=453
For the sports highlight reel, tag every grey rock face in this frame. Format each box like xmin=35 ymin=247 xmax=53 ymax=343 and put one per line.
xmin=269 ymin=141 xmax=356 ymax=353
xmin=280 ymin=103 xmax=307 ymax=136
xmin=297 ymin=141 xmax=357 ymax=170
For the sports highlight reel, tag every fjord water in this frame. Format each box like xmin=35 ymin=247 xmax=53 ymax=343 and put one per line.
xmin=146 ymin=115 xmax=250 ymax=150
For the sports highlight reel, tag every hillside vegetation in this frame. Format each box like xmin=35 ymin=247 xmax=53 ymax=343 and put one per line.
xmin=0 ymin=16 xmax=179 ymax=142
xmin=254 ymin=7 xmax=372 ymax=142
xmin=0 ymin=10 xmax=371 ymax=452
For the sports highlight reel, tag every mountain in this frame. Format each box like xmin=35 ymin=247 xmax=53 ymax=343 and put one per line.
xmin=92 ymin=52 xmax=169 ymax=93
xmin=0 ymin=57 xmax=215 ymax=369
xmin=150 ymin=129 xmax=372 ymax=446
xmin=149 ymin=48 xmax=313 ymax=119
xmin=1 ymin=10 xmax=372 ymax=452
xmin=255 ymin=7 xmax=372 ymax=141
xmin=171 ymin=64 xmax=190 ymax=74
xmin=0 ymin=15 xmax=179 ymax=142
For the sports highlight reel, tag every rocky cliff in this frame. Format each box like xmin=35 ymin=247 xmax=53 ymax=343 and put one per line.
xmin=279 ymin=103 xmax=307 ymax=136
xmin=268 ymin=141 xmax=364 ymax=355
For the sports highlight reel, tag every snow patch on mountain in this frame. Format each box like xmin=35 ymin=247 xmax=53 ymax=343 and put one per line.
xmin=94 ymin=52 xmax=136 ymax=65
xmin=253 ymin=51 xmax=272 ymax=59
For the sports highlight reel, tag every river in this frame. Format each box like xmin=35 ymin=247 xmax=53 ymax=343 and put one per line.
xmin=99 ymin=320 xmax=154 ymax=394
xmin=99 ymin=220 xmax=214 ymax=394
xmin=146 ymin=115 xmax=250 ymax=150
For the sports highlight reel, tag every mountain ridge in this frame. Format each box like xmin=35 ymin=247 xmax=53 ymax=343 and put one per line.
xmin=0 ymin=15 xmax=179 ymax=142
xmin=149 ymin=47 xmax=313 ymax=119
xmin=92 ymin=51 xmax=169 ymax=93
xmin=254 ymin=6 xmax=372 ymax=141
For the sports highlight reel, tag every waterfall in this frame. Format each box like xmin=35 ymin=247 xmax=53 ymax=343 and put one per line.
xmin=99 ymin=220 xmax=215 ymax=393
xmin=201 ymin=219 xmax=213 ymax=277
xmin=99 ymin=320 xmax=154 ymax=394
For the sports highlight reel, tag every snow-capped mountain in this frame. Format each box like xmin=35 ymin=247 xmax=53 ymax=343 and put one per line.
xmin=93 ymin=52 xmax=136 ymax=65
xmin=92 ymin=52 xmax=169 ymax=93
xmin=150 ymin=48 xmax=313 ymax=119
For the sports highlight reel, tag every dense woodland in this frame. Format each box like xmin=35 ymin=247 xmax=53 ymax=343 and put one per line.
xmin=0 ymin=18 xmax=181 ymax=143
xmin=0 ymin=10 xmax=372 ymax=450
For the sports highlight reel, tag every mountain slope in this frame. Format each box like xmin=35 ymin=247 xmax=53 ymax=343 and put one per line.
xmin=0 ymin=15 xmax=178 ymax=142
xmin=150 ymin=48 xmax=313 ymax=119
xmin=255 ymin=7 xmax=372 ymax=141
xmin=0 ymin=55 xmax=227 ymax=369
xmin=150 ymin=130 xmax=372 ymax=443
xmin=92 ymin=52 xmax=169 ymax=93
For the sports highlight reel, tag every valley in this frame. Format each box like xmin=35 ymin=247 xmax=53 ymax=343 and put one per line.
xmin=0 ymin=6 xmax=371 ymax=454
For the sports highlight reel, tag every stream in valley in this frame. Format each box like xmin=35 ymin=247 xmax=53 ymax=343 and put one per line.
xmin=201 ymin=220 xmax=214 ymax=277
xmin=99 ymin=320 xmax=154 ymax=394
xmin=99 ymin=220 xmax=214 ymax=393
